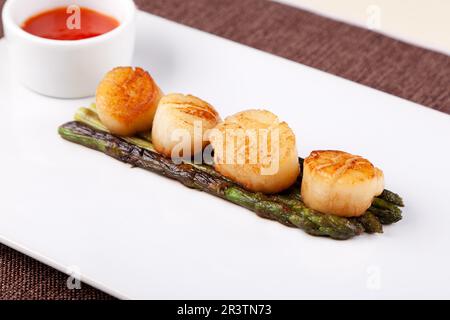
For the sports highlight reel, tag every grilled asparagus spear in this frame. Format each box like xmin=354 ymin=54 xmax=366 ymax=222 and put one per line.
xmin=357 ymin=212 xmax=384 ymax=234
xmin=378 ymin=189 xmax=404 ymax=207
xmin=60 ymin=107 xmax=404 ymax=237
xmin=59 ymin=121 xmax=365 ymax=240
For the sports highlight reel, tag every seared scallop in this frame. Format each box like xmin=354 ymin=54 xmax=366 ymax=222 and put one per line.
xmin=301 ymin=150 xmax=384 ymax=217
xmin=96 ymin=67 xmax=163 ymax=136
xmin=209 ymin=109 xmax=300 ymax=194
xmin=151 ymin=93 xmax=221 ymax=158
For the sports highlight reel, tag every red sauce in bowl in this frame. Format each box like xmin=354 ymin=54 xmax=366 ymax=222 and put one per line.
xmin=22 ymin=7 xmax=119 ymax=41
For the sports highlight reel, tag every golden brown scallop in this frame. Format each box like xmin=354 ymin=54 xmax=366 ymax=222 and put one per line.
xmin=209 ymin=109 xmax=300 ymax=194
xmin=151 ymin=93 xmax=221 ymax=158
xmin=96 ymin=67 xmax=163 ymax=136
xmin=301 ymin=150 xmax=385 ymax=217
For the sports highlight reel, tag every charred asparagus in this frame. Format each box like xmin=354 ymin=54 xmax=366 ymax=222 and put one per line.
xmin=58 ymin=107 xmax=404 ymax=239
xmin=59 ymin=121 xmax=366 ymax=240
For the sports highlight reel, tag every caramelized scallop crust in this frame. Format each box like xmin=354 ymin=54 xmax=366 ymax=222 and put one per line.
xmin=96 ymin=67 xmax=163 ymax=136
xmin=209 ymin=109 xmax=300 ymax=194
xmin=152 ymin=93 xmax=221 ymax=158
xmin=301 ymin=150 xmax=385 ymax=217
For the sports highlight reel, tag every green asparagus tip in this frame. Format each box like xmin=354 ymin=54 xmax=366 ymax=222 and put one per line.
xmin=379 ymin=189 xmax=404 ymax=207
xmin=358 ymin=212 xmax=383 ymax=234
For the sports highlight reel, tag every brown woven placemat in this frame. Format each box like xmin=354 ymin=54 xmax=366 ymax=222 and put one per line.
xmin=0 ymin=0 xmax=449 ymax=300
xmin=0 ymin=244 xmax=114 ymax=300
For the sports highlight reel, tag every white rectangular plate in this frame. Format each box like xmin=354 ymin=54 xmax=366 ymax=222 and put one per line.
xmin=1 ymin=11 xmax=450 ymax=299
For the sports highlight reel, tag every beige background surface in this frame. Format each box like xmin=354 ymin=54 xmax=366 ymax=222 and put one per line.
xmin=277 ymin=0 xmax=450 ymax=55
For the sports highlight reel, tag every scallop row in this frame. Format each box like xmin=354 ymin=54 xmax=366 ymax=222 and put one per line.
xmin=95 ymin=67 xmax=385 ymax=217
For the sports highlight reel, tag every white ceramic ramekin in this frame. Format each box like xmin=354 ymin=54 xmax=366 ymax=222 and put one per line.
xmin=2 ymin=0 xmax=136 ymax=98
